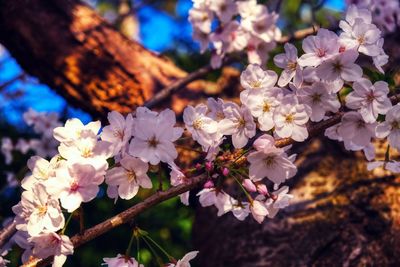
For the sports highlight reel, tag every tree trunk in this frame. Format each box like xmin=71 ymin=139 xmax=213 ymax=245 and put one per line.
xmin=0 ymin=0 xmax=203 ymax=119
xmin=193 ymin=138 xmax=400 ymax=266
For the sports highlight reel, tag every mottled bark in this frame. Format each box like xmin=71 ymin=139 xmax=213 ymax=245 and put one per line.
xmin=193 ymin=139 xmax=400 ymax=267
xmin=0 ymin=0 xmax=212 ymax=119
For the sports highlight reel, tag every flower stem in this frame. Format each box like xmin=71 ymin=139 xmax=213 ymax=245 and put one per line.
xmin=142 ymin=234 xmax=174 ymax=261
xmin=61 ymin=212 xmax=74 ymax=235
xmin=125 ymin=228 xmax=136 ymax=257
xmin=141 ymin=236 xmax=164 ymax=267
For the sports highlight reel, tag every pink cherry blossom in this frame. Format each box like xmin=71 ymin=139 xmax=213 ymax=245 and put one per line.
xmin=247 ymin=134 xmax=297 ymax=184
xmin=129 ymin=108 xmax=183 ymax=165
xmin=240 ymin=87 xmax=283 ymax=131
xmin=298 ymin=29 xmax=340 ymax=67
xmin=266 ymin=186 xmax=293 ymax=218
xmin=13 ymin=183 xmax=64 ymax=236
xmin=218 ymin=102 xmax=256 ymax=149
xmin=53 ymin=118 xmax=101 ymax=146
xmin=29 ymin=232 xmax=74 ymax=267
xmin=101 ymin=111 xmax=133 ymax=156
xmin=240 ymin=64 xmax=278 ymax=94
xmin=105 ymin=155 xmax=152 ymax=200
xmin=167 ymin=251 xmax=199 ymax=267
xmin=250 ymin=198 xmax=268 ymax=223
xmin=183 ymin=104 xmax=220 ymax=151
xmin=316 ymin=49 xmax=362 ymax=82
xmin=338 ymin=111 xmax=377 ymax=148
xmin=297 ymin=82 xmax=341 ymax=122
xmin=346 ymin=78 xmax=391 ymax=123
xmin=102 ymin=254 xmax=143 ymax=267
xmin=274 ymin=43 xmax=303 ymax=87
xmin=45 ymin=163 xmax=103 ymax=212
xmin=375 ymin=104 xmax=400 ymax=150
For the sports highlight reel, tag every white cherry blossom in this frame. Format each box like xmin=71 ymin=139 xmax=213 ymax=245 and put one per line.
xmin=102 ymin=254 xmax=143 ymax=267
xmin=273 ymin=95 xmax=309 ymax=142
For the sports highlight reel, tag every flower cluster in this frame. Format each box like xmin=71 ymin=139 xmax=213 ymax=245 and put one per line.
xmin=189 ymin=0 xmax=281 ymax=68
xmin=346 ymin=0 xmax=400 ymax=33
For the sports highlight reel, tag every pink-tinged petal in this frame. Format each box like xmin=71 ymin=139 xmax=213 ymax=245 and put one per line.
xmin=341 ymin=64 xmax=362 ymax=81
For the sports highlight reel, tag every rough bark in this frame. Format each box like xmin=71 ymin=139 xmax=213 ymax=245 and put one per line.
xmin=193 ymin=138 xmax=400 ymax=267
xmin=0 ymin=0 xmax=213 ymax=119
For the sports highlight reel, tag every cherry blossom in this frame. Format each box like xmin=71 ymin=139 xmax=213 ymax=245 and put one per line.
xmin=241 ymin=86 xmax=283 ymax=131
xmin=53 ymin=118 xmax=101 ymax=146
xmin=167 ymin=251 xmax=199 ymax=267
xmin=297 ymin=82 xmax=341 ymax=122
xmin=250 ymin=198 xmax=269 ymax=223
xmin=247 ymin=135 xmax=297 ymax=184
xmin=29 ymin=232 xmax=74 ymax=267
xmin=183 ymin=104 xmax=220 ymax=150
xmin=346 ymin=78 xmax=391 ymax=123
xmin=209 ymin=0 xmax=236 ymax=23
xmin=266 ymin=186 xmax=293 ymax=218
xmin=316 ymin=49 xmax=362 ymax=82
xmin=102 ymin=254 xmax=143 ymax=267
xmin=273 ymin=95 xmax=309 ymax=142
xmin=375 ymin=104 xmax=400 ymax=150
xmin=298 ymin=29 xmax=340 ymax=67
xmin=274 ymin=43 xmax=303 ymax=87
xmin=169 ymin=165 xmax=190 ymax=205
xmin=45 ymin=163 xmax=104 ymax=212
xmin=105 ymin=155 xmax=152 ymax=200
xmin=12 ymin=183 xmax=64 ymax=236
xmin=218 ymin=102 xmax=256 ymax=149
xmin=338 ymin=111 xmax=377 ymax=148
xmin=129 ymin=108 xmax=183 ymax=165
xmin=240 ymin=64 xmax=277 ymax=95
xmin=101 ymin=111 xmax=133 ymax=156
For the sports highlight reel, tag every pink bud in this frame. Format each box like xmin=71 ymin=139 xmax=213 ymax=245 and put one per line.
xmin=242 ymin=179 xmax=257 ymax=192
xmin=253 ymin=134 xmax=275 ymax=152
xmin=195 ymin=163 xmax=202 ymax=170
xmin=204 ymin=180 xmax=215 ymax=189
xmin=205 ymin=161 xmax=213 ymax=172
xmin=256 ymin=184 xmax=268 ymax=195
xmin=222 ymin=167 xmax=229 ymax=176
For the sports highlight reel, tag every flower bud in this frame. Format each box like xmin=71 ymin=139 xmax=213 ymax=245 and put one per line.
xmin=222 ymin=167 xmax=229 ymax=176
xmin=256 ymin=184 xmax=268 ymax=195
xmin=205 ymin=161 xmax=213 ymax=172
xmin=204 ymin=180 xmax=215 ymax=189
xmin=242 ymin=179 xmax=257 ymax=192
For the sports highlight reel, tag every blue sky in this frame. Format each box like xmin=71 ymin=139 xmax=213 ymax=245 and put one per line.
xmin=0 ymin=0 xmax=345 ymax=126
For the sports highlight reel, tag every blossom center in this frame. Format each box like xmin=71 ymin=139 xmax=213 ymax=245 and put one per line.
xmin=37 ymin=205 xmax=47 ymax=216
xmin=147 ymin=136 xmax=159 ymax=148
xmin=285 ymin=114 xmax=294 ymax=123
xmin=263 ymin=101 xmax=270 ymax=112
xmin=113 ymin=129 xmax=124 ymax=140
xmin=316 ymin=48 xmax=326 ymax=57
xmin=193 ymin=118 xmax=203 ymax=130
xmin=311 ymin=93 xmax=322 ymax=103
xmin=287 ymin=61 xmax=297 ymax=71
xmin=126 ymin=170 xmax=136 ymax=182
xmin=81 ymin=147 xmax=93 ymax=158
xmin=238 ymin=118 xmax=246 ymax=128
xmin=366 ymin=92 xmax=376 ymax=102
xmin=333 ymin=61 xmax=343 ymax=72
xmin=357 ymin=35 xmax=365 ymax=45
xmin=250 ymin=80 xmax=262 ymax=88
xmin=264 ymin=155 xmax=276 ymax=167
xmin=70 ymin=181 xmax=80 ymax=192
